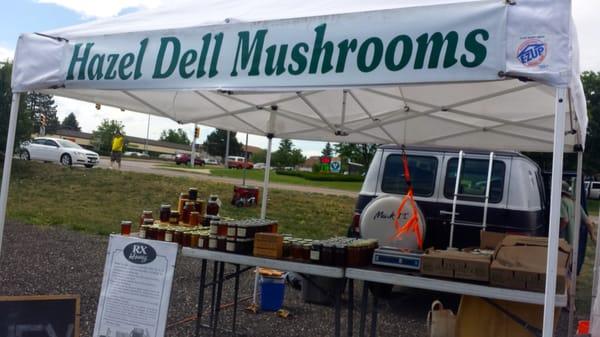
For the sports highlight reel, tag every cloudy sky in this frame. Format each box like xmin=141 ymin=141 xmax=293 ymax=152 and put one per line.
xmin=1 ymin=1 xmax=599 ymax=156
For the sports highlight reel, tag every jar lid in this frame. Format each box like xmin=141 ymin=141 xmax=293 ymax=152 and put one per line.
xmin=160 ymin=204 xmax=171 ymax=208
xmin=302 ymin=243 xmax=312 ymax=248
xmin=189 ymin=187 xmax=198 ymax=191
xmin=185 ymin=201 xmax=195 ymax=205
xmin=120 ymin=220 xmax=132 ymax=225
xmin=170 ymin=211 xmax=180 ymax=215
xmin=142 ymin=210 xmax=153 ymax=214
xmin=143 ymin=218 xmax=154 ymax=224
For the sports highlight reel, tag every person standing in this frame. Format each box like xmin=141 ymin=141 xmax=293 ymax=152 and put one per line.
xmin=560 ymin=181 xmax=597 ymax=274
xmin=110 ymin=130 xmax=124 ymax=169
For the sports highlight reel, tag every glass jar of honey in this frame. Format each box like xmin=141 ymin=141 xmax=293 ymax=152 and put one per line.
xmin=178 ymin=193 xmax=188 ymax=214
xmin=291 ymin=241 xmax=303 ymax=259
xmin=159 ymin=204 xmax=171 ymax=223
xmin=182 ymin=201 xmax=195 ymax=224
xmin=206 ymin=195 xmax=221 ymax=215
xmin=302 ymin=243 xmax=312 ymax=261
xmin=190 ymin=232 xmax=200 ymax=248
xmin=189 ymin=212 xmax=200 ymax=227
xmin=310 ymin=242 xmax=322 ymax=264
xmin=173 ymin=229 xmax=183 ymax=244
xmin=182 ymin=232 xmax=192 ymax=247
xmin=321 ymin=243 xmax=334 ymax=265
xmin=139 ymin=210 xmax=153 ymax=226
xmin=120 ymin=221 xmax=132 ymax=236
xmin=169 ymin=211 xmax=180 ymax=225
xmin=194 ymin=200 xmax=205 ymax=214
xmin=156 ymin=227 xmax=166 ymax=241
xmin=282 ymin=240 xmax=291 ymax=258
xmin=188 ymin=187 xmax=198 ymax=201
xmin=334 ymin=243 xmax=346 ymax=267
xmin=165 ymin=229 xmax=174 ymax=242
xmin=198 ymin=233 xmax=209 ymax=249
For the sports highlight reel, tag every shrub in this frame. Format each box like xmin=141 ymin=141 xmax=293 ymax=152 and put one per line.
xmin=275 ymin=170 xmax=363 ymax=182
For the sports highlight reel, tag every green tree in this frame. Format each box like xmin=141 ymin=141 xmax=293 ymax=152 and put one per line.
xmin=321 ymin=142 xmax=334 ymax=157
xmin=61 ymin=112 xmax=81 ymax=131
xmin=91 ymin=119 xmax=125 ymax=155
xmin=203 ymin=129 xmax=242 ymax=157
xmin=159 ymin=128 xmax=190 ymax=145
xmin=582 ymin=71 xmax=600 ymax=175
xmin=26 ymin=92 xmax=59 ymax=134
xmin=272 ymin=139 xmax=306 ymax=167
xmin=251 ymin=148 xmax=267 ymax=163
xmin=334 ymin=143 xmax=378 ymax=169
xmin=0 ymin=62 xmax=32 ymax=155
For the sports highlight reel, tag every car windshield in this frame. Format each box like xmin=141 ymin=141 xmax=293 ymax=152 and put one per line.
xmin=55 ymin=139 xmax=82 ymax=149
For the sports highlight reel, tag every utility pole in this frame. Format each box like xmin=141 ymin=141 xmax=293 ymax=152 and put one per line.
xmin=144 ymin=113 xmax=150 ymax=154
xmin=191 ymin=124 xmax=199 ymax=168
xmin=242 ymin=133 xmax=249 ymax=185
xmin=224 ymin=130 xmax=230 ymax=168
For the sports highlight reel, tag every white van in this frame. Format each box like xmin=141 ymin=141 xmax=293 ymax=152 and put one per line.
xmin=351 ymin=145 xmax=548 ymax=249
xmin=586 ymin=181 xmax=600 ymax=200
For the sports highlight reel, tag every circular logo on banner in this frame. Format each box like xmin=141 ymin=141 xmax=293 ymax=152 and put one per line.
xmin=124 ymin=242 xmax=157 ymax=264
xmin=330 ymin=161 xmax=341 ymax=173
xmin=516 ymin=38 xmax=547 ymax=67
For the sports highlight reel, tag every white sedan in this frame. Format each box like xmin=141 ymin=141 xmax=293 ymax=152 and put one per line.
xmin=20 ymin=137 xmax=100 ymax=168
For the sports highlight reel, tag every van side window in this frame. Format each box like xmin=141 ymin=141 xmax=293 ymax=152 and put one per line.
xmin=381 ymin=155 xmax=437 ymax=197
xmin=444 ymin=158 xmax=505 ymax=203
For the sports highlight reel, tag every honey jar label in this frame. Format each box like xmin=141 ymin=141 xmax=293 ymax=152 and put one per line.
xmin=139 ymin=229 xmax=146 ymax=239
xmin=198 ymin=239 xmax=205 ymax=248
xmin=227 ymin=227 xmax=236 ymax=236
xmin=226 ymin=242 xmax=236 ymax=252
xmin=237 ymin=228 xmax=247 ymax=237
xmin=209 ymin=239 xmax=217 ymax=249
xmin=165 ymin=233 xmax=173 ymax=242
xmin=310 ymin=250 xmax=320 ymax=261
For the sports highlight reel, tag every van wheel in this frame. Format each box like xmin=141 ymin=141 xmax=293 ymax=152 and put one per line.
xmin=84 ymin=164 xmax=94 ymax=168
xmin=60 ymin=154 xmax=72 ymax=166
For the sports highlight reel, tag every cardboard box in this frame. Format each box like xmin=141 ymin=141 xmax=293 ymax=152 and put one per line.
xmin=253 ymin=246 xmax=283 ymax=259
xmin=421 ymin=249 xmax=491 ymax=282
xmin=480 ymin=231 xmax=506 ymax=250
xmin=490 ymin=235 xmax=571 ymax=293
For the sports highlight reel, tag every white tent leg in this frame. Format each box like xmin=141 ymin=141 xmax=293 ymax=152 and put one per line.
xmin=568 ymin=151 xmax=583 ymax=337
xmin=542 ymin=87 xmax=567 ymax=337
xmin=260 ymin=136 xmax=273 ymax=220
xmin=224 ymin=130 xmax=230 ymax=168
xmin=0 ymin=93 xmax=21 ymax=256
xmin=591 ymin=197 xmax=600 ymax=325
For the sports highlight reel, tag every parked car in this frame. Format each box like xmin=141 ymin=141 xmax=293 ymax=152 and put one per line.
xmin=586 ymin=181 xmax=600 ymax=200
xmin=227 ymin=156 xmax=253 ymax=169
xmin=20 ymin=137 xmax=100 ymax=168
xmin=351 ymin=145 xmax=550 ymax=249
xmin=205 ymin=158 xmax=219 ymax=165
xmin=253 ymin=163 xmax=266 ymax=169
xmin=174 ymin=153 xmax=205 ymax=166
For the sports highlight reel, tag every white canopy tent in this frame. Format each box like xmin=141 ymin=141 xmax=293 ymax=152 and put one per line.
xmin=4 ymin=0 xmax=589 ymax=336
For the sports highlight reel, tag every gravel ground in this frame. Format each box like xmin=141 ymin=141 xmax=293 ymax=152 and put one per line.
xmin=0 ymin=221 xmax=570 ymax=336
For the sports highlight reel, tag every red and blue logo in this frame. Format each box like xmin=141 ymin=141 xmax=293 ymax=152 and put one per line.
xmin=516 ymin=38 xmax=547 ymax=67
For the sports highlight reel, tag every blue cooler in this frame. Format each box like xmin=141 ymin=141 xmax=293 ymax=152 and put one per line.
xmin=260 ymin=275 xmax=286 ymax=311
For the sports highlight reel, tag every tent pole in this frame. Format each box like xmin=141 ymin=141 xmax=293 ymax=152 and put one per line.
xmin=260 ymin=135 xmax=273 ymax=219
xmin=224 ymin=130 xmax=230 ymax=168
xmin=0 ymin=93 xmax=21 ymax=257
xmin=591 ymin=195 xmax=600 ymax=325
xmin=542 ymin=87 xmax=567 ymax=337
xmin=568 ymin=151 xmax=583 ymax=337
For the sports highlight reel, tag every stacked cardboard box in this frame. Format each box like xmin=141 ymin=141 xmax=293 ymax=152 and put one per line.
xmin=490 ymin=235 xmax=571 ymax=293
xmin=421 ymin=249 xmax=492 ymax=282
xmin=253 ymin=233 xmax=284 ymax=259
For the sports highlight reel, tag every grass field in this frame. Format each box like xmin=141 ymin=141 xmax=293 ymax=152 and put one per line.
xmin=4 ymin=160 xmax=356 ymax=239
xmin=159 ymin=164 xmax=363 ymax=192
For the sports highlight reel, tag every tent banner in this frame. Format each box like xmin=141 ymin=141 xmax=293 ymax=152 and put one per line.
xmin=14 ymin=1 xmax=507 ymax=91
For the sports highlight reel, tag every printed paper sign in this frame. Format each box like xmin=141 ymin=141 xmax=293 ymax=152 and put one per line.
xmin=93 ymin=235 xmax=177 ymax=337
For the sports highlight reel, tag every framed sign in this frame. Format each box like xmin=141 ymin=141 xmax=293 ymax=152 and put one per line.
xmin=0 ymin=294 xmax=80 ymax=337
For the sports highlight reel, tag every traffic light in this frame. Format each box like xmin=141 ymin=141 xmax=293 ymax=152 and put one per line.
xmin=40 ymin=114 xmax=47 ymax=127
xmin=194 ymin=127 xmax=200 ymax=139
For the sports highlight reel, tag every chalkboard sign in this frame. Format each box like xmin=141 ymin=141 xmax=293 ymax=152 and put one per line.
xmin=0 ymin=295 xmax=80 ymax=337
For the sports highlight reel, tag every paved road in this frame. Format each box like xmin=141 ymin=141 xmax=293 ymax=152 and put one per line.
xmin=97 ymin=158 xmax=358 ymax=198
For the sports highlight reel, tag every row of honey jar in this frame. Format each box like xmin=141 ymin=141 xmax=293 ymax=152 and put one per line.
xmin=139 ymin=223 xmax=209 ymax=247
xmin=209 ymin=218 xmax=278 ymax=238
xmin=283 ymin=237 xmax=378 ymax=267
